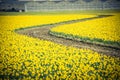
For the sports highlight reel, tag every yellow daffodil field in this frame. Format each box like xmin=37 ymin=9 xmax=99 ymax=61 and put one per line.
xmin=0 ymin=14 xmax=120 ymax=80
xmin=51 ymin=14 xmax=120 ymax=46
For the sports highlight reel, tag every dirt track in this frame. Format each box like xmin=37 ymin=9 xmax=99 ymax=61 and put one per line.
xmin=16 ymin=15 xmax=120 ymax=58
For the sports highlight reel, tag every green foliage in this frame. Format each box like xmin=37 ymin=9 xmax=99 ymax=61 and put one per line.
xmin=49 ymin=31 xmax=120 ymax=48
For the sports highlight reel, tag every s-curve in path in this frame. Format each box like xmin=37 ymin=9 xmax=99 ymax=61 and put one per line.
xmin=16 ymin=15 xmax=120 ymax=58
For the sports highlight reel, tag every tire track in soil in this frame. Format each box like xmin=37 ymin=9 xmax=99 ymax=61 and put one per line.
xmin=16 ymin=15 xmax=120 ymax=58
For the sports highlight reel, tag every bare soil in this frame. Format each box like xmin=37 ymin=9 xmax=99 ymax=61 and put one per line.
xmin=16 ymin=15 xmax=120 ymax=58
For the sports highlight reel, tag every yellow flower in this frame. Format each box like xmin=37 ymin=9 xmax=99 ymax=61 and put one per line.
xmin=0 ymin=14 xmax=119 ymax=80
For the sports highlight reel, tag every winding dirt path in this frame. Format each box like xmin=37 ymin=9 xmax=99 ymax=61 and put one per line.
xmin=16 ymin=15 xmax=120 ymax=58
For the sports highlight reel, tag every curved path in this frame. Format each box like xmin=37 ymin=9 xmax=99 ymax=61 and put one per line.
xmin=16 ymin=15 xmax=120 ymax=58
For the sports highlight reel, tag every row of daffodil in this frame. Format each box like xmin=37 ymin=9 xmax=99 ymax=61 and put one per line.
xmin=51 ymin=14 xmax=120 ymax=43
xmin=0 ymin=14 xmax=120 ymax=80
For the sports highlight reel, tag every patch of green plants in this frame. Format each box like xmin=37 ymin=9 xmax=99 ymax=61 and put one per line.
xmin=49 ymin=31 xmax=120 ymax=48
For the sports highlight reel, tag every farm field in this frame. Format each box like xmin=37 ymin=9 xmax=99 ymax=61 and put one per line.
xmin=51 ymin=13 xmax=120 ymax=47
xmin=0 ymin=13 xmax=120 ymax=79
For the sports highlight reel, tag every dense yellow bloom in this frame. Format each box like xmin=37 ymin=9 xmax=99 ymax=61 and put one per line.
xmin=0 ymin=14 xmax=120 ymax=80
xmin=51 ymin=14 xmax=120 ymax=42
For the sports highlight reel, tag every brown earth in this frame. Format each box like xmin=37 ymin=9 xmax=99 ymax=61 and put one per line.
xmin=16 ymin=15 xmax=120 ymax=58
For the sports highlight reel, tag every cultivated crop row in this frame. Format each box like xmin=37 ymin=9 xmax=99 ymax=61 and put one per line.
xmin=0 ymin=14 xmax=119 ymax=79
